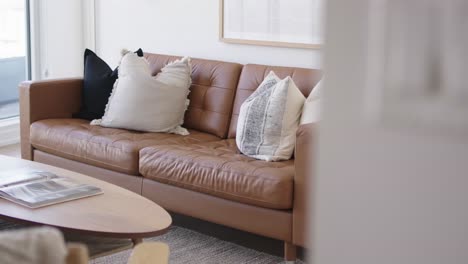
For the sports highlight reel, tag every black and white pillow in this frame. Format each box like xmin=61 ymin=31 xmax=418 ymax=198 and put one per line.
xmin=236 ymin=71 xmax=305 ymax=161
xmin=91 ymin=50 xmax=192 ymax=135
xmin=74 ymin=48 xmax=143 ymax=120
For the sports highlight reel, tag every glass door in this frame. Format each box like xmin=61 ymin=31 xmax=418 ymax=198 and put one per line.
xmin=0 ymin=0 xmax=29 ymax=120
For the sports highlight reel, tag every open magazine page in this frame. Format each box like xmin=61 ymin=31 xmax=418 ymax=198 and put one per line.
xmin=0 ymin=177 xmax=102 ymax=208
xmin=0 ymin=169 xmax=56 ymax=188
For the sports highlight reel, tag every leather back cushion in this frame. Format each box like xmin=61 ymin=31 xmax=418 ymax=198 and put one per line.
xmin=228 ymin=64 xmax=322 ymax=138
xmin=144 ymin=53 xmax=243 ymax=138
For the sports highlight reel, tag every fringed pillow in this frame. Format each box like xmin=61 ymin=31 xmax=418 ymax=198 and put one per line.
xmin=92 ymin=50 xmax=192 ymax=135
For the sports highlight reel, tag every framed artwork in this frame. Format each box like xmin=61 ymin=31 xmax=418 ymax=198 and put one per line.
xmin=219 ymin=0 xmax=324 ymax=49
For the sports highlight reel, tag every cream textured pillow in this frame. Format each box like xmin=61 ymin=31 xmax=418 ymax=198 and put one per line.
xmin=300 ymin=80 xmax=322 ymax=124
xmin=92 ymin=50 xmax=191 ymax=135
xmin=236 ymin=71 xmax=305 ymax=162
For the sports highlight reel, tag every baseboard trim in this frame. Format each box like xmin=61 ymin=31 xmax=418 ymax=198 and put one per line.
xmin=0 ymin=117 xmax=20 ymax=147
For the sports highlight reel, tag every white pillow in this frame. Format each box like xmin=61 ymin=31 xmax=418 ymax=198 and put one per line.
xmin=91 ymin=50 xmax=191 ymax=135
xmin=300 ymin=80 xmax=322 ymax=124
xmin=236 ymin=71 xmax=305 ymax=162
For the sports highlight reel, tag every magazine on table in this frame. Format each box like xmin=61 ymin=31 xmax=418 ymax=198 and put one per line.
xmin=0 ymin=169 xmax=103 ymax=208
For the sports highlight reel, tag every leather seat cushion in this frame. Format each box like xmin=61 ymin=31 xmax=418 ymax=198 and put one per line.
xmin=139 ymin=139 xmax=294 ymax=209
xmin=30 ymin=119 xmax=220 ymax=175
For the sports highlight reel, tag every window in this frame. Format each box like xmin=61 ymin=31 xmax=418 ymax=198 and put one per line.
xmin=0 ymin=0 xmax=30 ymax=120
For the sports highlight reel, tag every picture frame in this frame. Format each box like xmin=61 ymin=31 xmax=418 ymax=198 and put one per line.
xmin=219 ymin=0 xmax=324 ymax=49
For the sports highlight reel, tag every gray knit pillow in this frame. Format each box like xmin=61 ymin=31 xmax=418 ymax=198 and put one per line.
xmin=236 ymin=71 xmax=305 ymax=161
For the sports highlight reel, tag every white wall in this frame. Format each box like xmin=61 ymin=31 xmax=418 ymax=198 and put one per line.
xmin=31 ymin=0 xmax=85 ymax=79
xmin=31 ymin=0 xmax=321 ymax=78
xmin=312 ymin=0 xmax=468 ymax=263
xmin=94 ymin=0 xmax=321 ymax=69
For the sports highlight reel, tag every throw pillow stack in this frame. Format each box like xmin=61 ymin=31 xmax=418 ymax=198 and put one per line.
xmin=82 ymin=49 xmax=192 ymax=135
xmin=75 ymin=49 xmax=144 ymax=120
xmin=92 ymin=50 xmax=191 ymax=135
xmin=236 ymin=72 xmax=322 ymax=162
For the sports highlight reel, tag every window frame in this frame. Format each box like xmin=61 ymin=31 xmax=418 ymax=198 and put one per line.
xmin=0 ymin=0 xmax=31 ymax=147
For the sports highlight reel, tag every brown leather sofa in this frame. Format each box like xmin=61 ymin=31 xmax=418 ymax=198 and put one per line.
xmin=19 ymin=53 xmax=320 ymax=261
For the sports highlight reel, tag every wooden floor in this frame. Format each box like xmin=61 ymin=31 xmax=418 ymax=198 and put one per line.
xmin=0 ymin=143 xmax=20 ymax=157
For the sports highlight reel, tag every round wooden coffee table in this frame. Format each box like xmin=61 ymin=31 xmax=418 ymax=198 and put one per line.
xmin=0 ymin=155 xmax=172 ymax=245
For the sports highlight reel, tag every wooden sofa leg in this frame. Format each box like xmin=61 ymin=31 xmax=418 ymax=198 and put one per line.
xmin=284 ymin=241 xmax=297 ymax=262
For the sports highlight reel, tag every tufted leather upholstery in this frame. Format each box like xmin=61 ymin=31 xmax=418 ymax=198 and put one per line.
xmin=30 ymin=119 xmax=220 ymax=175
xmin=228 ymin=64 xmax=322 ymax=138
xmin=19 ymin=78 xmax=83 ymax=160
xmin=139 ymin=139 xmax=294 ymax=209
xmin=144 ymin=53 xmax=242 ymax=139
xmin=20 ymin=54 xmax=322 ymax=255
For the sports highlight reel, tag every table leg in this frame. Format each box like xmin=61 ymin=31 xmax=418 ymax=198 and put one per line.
xmin=132 ymin=238 xmax=143 ymax=246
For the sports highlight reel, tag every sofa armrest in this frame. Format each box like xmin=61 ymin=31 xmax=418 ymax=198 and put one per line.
xmin=293 ymin=122 xmax=317 ymax=248
xmin=19 ymin=78 xmax=83 ymax=160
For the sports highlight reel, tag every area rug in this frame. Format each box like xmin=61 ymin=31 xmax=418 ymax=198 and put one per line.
xmin=0 ymin=220 xmax=304 ymax=263
xmin=91 ymin=226 xmax=305 ymax=264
